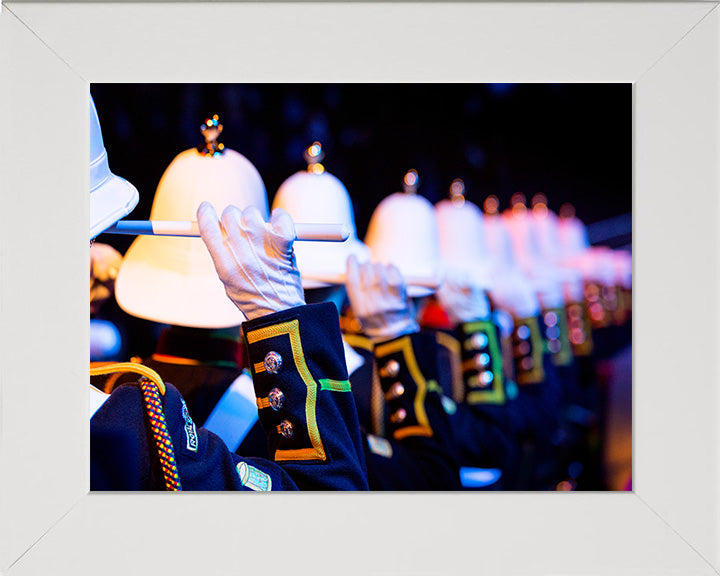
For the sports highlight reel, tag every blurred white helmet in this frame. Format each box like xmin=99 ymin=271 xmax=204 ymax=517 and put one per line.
xmin=502 ymin=194 xmax=583 ymax=306
xmin=90 ymin=96 xmax=139 ymax=239
xmin=483 ymin=196 xmax=541 ymax=318
xmin=272 ymin=142 xmax=370 ymax=289
xmin=116 ymin=116 xmax=267 ymax=328
xmin=613 ymin=249 xmax=632 ymax=289
xmin=557 ymin=207 xmax=617 ymax=286
xmin=435 ymin=179 xmax=495 ymax=290
xmin=364 ymin=170 xmax=441 ymax=297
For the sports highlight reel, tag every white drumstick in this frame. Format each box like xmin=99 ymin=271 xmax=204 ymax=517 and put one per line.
xmin=302 ymin=272 xmax=441 ymax=290
xmin=104 ymin=221 xmax=351 ymax=242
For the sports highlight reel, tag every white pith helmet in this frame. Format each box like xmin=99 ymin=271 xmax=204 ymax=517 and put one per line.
xmin=90 ymin=96 xmax=139 ymax=239
xmin=613 ymin=249 xmax=632 ymax=289
xmin=272 ymin=142 xmax=370 ymax=289
xmin=482 ymin=196 xmax=540 ymax=318
xmin=116 ymin=115 xmax=268 ymax=328
xmin=364 ymin=170 xmax=441 ymax=297
xmin=557 ymin=206 xmax=617 ymax=286
xmin=504 ymin=193 xmax=584 ymax=305
xmin=435 ymin=179 xmax=495 ymax=290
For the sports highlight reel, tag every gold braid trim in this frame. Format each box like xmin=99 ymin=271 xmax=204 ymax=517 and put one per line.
xmin=89 ymin=362 xmax=166 ymax=395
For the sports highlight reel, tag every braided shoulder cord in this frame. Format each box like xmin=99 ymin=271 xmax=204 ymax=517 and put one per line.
xmin=90 ymin=363 xmax=181 ymax=491
xmin=139 ymin=377 xmax=182 ymax=491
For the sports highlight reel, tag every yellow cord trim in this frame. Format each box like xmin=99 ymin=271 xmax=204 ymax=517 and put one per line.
xmin=342 ymin=333 xmax=374 ymax=351
xmin=89 ymin=362 xmax=166 ymax=395
xmin=435 ymin=331 xmax=464 ymax=403
xmin=246 ymin=320 xmax=326 ymax=462
xmin=375 ymin=336 xmax=432 ymax=438
xmin=253 ymin=361 xmax=266 ymax=374
xmin=319 ymin=379 xmax=352 ymax=392
xmin=257 ymin=397 xmax=271 ymax=410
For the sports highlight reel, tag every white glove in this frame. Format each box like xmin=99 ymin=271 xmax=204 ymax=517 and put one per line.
xmin=197 ymin=202 xmax=305 ymax=321
xmin=437 ymin=271 xmax=491 ymax=324
xmin=345 ymin=255 xmax=419 ymax=343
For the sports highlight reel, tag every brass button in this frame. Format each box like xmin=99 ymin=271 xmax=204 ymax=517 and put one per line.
xmin=390 ymin=408 xmax=407 ymax=424
xmin=268 ymin=387 xmax=285 ymax=411
xmin=470 ymin=333 xmax=488 ymax=349
xmin=385 ymin=382 xmax=405 ymax=400
xmin=278 ymin=419 xmax=294 ymax=439
xmin=475 ymin=353 xmax=490 ymax=368
xmin=264 ymin=351 xmax=282 ymax=374
xmin=380 ymin=359 xmax=400 ymax=379
xmin=543 ymin=311 xmax=558 ymax=327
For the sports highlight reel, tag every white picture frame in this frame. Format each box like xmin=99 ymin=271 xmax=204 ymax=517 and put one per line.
xmin=1 ymin=2 xmax=718 ymax=574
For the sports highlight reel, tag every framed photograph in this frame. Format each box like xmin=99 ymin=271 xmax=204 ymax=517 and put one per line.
xmin=1 ymin=2 xmax=718 ymax=574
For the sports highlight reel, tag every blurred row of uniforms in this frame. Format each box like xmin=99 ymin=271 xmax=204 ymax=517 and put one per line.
xmin=91 ymin=104 xmax=631 ymax=491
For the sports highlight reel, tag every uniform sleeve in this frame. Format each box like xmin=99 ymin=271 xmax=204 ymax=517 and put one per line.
xmin=434 ymin=327 xmax=517 ymax=473
xmin=91 ymin=383 xmax=298 ymax=491
xmin=242 ymin=302 xmax=369 ymax=491
xmin=370 ymin=331 xmax=460 ymax=490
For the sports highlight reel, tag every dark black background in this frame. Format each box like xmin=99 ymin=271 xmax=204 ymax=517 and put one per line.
xmin=92 ymin=83 xmax=631 ymax=255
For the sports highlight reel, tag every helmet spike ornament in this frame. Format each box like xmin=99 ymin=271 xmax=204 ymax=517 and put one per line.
xmin=402 ymin=169 xmax=420 ymax=194
xmin=198 ymin=114 xmax=225 ymax=157
xmin=449 ymin=178 xmax=466 ymax=206
xmin=304 ymin=142 xmax=326 ymax=174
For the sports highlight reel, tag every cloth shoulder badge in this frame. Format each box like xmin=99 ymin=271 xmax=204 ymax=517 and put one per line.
xmin=366 ymin=434 xmax=393 ymax=459
xmin=180 ymin=398 xmax=198 ymax=452
xmin=236 ymin=461 xmax=272 ymax=491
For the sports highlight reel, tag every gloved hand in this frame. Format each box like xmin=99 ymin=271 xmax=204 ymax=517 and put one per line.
xmin=197 ymin=202 xmax=305 ymax=321
xmin=90 ymin=243 xmax=123 ymax=315
xmin=345 ymin=254 xmax=419 ymax=343
xmin=436 ymin=270 xmax=491 ymax=324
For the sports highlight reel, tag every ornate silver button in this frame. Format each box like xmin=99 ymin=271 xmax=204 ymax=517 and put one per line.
xmin=264 ymin=351 xmax=282 ymax=374
xmin=380 ymin=359 xmax=400 ymax=379
xmin=385 ymin=382 xmax=405 ymax=400
xmin=278 ymin=419 xmax=294 ymax=439
xmin=544 ymin=311 xmax=558 ymax=327
xmin=471 ymin=333 xmax=488 ymax=349
xmin=475 ymin=353 xmax=491 ymax=368
xmin=268 ymin=388 xmax=285 ymax=411
xmin=390 ymin=408 xmax=407 ymax=424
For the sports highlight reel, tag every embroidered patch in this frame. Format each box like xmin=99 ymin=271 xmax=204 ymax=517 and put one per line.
xmin=236 ymin=461 xmax=272 ymax=491
xmin=180 ymin=398 xmax=198 ymax=452
xmin=441 ymin=395 xmax=457 ymax=415
xmin=366 ymin=434 xmax=393 ymax=458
